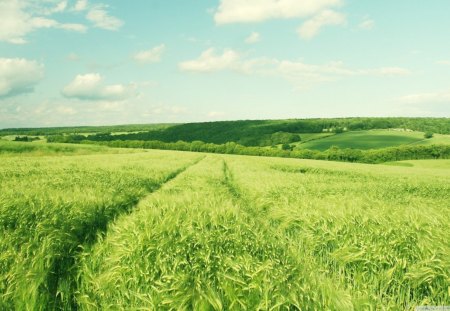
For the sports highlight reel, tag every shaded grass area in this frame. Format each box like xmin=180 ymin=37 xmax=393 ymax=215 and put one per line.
xmin=410 ymin=134 xmax=450 ymax=146
xmin=0 ymin=151 xmax=201 ymax=309
xmin=383 ymin=159 xmax=450 ymax=169
xmin=298 ymin=130 xmax=426 ymax=151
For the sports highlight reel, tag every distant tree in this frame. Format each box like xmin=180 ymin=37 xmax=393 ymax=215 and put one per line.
xmin=13 ymin=136 xmax=40 ymax=142
xmin=14 ymin=136 xmax=29 ymax=142
xmin=424 ymin=132 xmax=434 ymax=139
xmin=289 ymin=134 xmax=301 ymax=143
xmin=281 ymin=143 xmax=292 ymax=151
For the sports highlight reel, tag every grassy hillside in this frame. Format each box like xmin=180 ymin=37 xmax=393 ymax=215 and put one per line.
xmin=40 ymin=117 xmax=450 ymax=147
xmin=297 ymin=130 xmax=426 ymax=151
xmin=1 ymin=146 xmax=449 ymax=309
xmin=409 ymin=133 xmax=450 ymax=146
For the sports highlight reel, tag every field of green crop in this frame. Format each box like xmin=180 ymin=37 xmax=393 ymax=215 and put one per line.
xmin=0 ymin=140 xmax=139 ymax=156
xmin=409 ymin=134 xmax=450 ymax=146
xmin=297 ymin=130 xmax=430 ymax=151
xmin=1 ymin=144 xmax=449 ymax=310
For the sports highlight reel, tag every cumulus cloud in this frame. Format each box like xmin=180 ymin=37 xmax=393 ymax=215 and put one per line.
xmin=0 ymin=0 xmax=87 ymax=44
xmin=245 ymin=32 xmax=261 ymax=44
xmin=214 ymin=0 xmax=342 ymax=24
xmin=179 ymin=49 xmax=240 ymax=72
xmin=179 ymin=48 xmax=410 ymax=88
xmin=87 ymin=5 xmax=123 ymax=30
xmin=133 ymin=44 xmax=166 ymax=64
xmin=298 ymin=10 xmax=346 ymax=39
xmin=62 ymin=73 xmax=136 ymax=101
xmin=0 ymin=58 xmax=44 ymax=98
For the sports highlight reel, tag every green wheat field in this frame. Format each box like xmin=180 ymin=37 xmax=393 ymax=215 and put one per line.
xmin=1 ymin=140 xmax=449 ymax=310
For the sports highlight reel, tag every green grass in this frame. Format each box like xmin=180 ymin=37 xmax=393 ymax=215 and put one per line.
xmin=274 ymin=133 xmax=335 ymax=149
xmin=1 ymin=148 xmax=449 ymax=310
xmin=410 ymin=134 xmax=450 ymax=146
xmin=0 ymin=150 xmax=201 ymax=309
xmin=297 ymin=132 xmax=336 ymax=142
xmin=384 ymin=159 xmax=450 ymax=169
xmin=297 ymin=130 xmax=428 ymax=151
xmin=0 ymin=140 xmax=137 ymax=156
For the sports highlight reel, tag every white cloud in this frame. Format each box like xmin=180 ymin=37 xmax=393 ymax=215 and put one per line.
xmin=277 ymin=60 xmax=355 ymax=81
xmin=56 ymin=106 xmax=77 ymax=115
xmin=298 ymin=10 xmax=346 ymax=39
xmin=0 ymin=0 xmax=86 ymax=44
xmin=399 ymin=90 xmax=450 ymax=116
xmin=0 ymin=0 xmax=33 ymax=44
xmin=208 ymin=111 xmax=226 ymax=118
xmin=179 ymin=48 xmax=240 ymax=72
xmin=44 ymin=1 xmax=68 ymax=15
xmin=359 ymin=17 xmax=374 ymax=30
xmin=67 ymin=53 xmax=80 ymax=61
xmin=133 ymin=44 xmax=166 ymax=64
xmin=245 ymin=32 xmax=261 ymax=44
xmin=0 ymin=58 xmax=44 ymax=98
xmin=436 ymin=60 xmax=450 ymax=66
xmin=62 ymin=73 xmax=136 ymax=101
xmin=373 ymin=67 xmax=410 ymax=76
xmin=400 ymin=91 xmax=450 ymax=105
xmin=87 ymin=5 xmax=123 ymax=31
xmin=74 ymin=0 xmax=88 ymax=11
xmin=214 ymin=0 xmax=342 ymax=24
xmin=147 ymin=105 xmax=187 ymax=116
xmin=58 ymin=23 xmax=87 ymax=32
xmin=179 ymin=48 xmax=410 ymax=88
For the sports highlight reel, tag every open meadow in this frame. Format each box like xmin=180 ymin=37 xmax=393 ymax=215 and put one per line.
xmin=0 ymin=143 xmax=448 ymax=310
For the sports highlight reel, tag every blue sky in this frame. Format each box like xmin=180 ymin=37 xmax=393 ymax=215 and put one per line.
xmin=0 ymin=0 xmax=449 ymax=128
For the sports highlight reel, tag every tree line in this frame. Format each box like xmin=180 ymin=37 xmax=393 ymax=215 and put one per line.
xmin=73 ymin=139 xmax=450 ymax=164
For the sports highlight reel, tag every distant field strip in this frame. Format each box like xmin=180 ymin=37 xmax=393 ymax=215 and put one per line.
xmin=298 ymin=130 xmax=426 ymax=151
xmin=0 ymin=151 xmax=201 ymax=310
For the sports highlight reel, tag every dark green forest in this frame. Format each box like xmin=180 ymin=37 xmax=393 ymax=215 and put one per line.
xmin=0 ymin=123 xmax=173 ymax=136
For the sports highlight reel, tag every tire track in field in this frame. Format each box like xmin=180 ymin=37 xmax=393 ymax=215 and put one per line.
xmin=48 ymin=155 xmax=206 ymax=310
xmin=220 ymin=158 xmax=356 ymax=308
xmin=221 ymin=159 xmax=265 ymax=218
